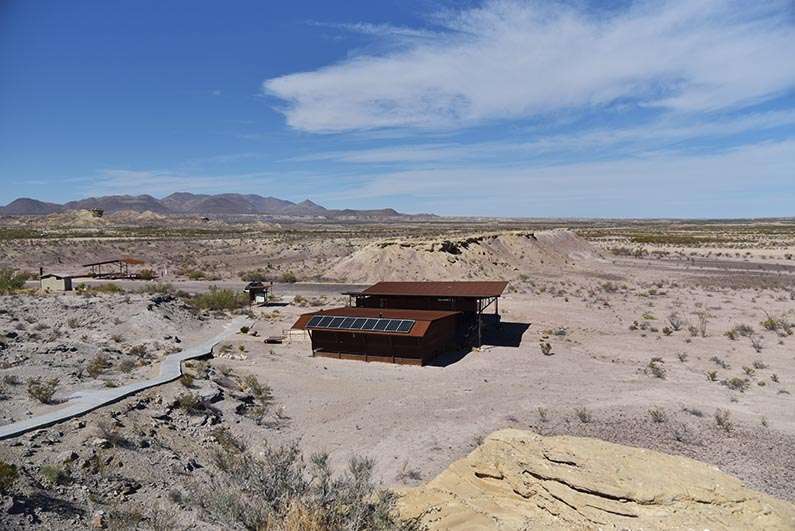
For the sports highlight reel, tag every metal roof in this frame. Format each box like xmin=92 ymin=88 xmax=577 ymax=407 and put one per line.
xmin=81 ymin=257 xmax=145 ymax=267
xmin=355 ymin=281 xmax=508 ymax=298
xmin=292 ymin=306 xmax=460 ymax=338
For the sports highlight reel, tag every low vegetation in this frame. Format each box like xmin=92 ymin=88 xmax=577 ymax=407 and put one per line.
xmin=190 ymin=287 xmax=248 ymax=311
xmin=26 ymin=377 xmax=59 ymax=404
xmin=193 ymin=432 xmax=420 ymax=531
xmin=0 ymin=268 xmax=28 ymax=294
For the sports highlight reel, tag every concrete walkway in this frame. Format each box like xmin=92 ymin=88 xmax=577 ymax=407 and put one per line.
xmin=0 ymin=317 xmax=249 ymax=441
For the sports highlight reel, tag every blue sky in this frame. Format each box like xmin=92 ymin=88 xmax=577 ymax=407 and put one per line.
xmin=1 ymin=0 xmax=794 ymax=217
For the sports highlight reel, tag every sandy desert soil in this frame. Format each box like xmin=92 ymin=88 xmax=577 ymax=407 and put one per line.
xmin=0 ymin=219 xmax=794 ymax=529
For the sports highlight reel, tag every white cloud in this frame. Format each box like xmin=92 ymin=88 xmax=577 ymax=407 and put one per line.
xmin=264 ymin=0 xmax=795 ymax=132
xmin=315 ymin=139 xmax=795 ymax=217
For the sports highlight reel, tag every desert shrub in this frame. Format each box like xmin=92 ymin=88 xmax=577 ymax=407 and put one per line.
xmin=3 ymin=374 xmax=20 ymax=385
xmin=574 ymin=407 xmax=592 ymax=423
xmin=771 ymin=373 xmax=779 ymax=383
xmin=648 ymin=406 xmax=667 ymax=423
xmin=139 ymin=282 xmax=176 ymax=295
xmin=0 ymin=461 xmax=17 ymax=493
xmin=752 ymin=360 xmax=768 ymax=369
xmin=676 ymin=352 xmax=688 ymax=362
xmin=723 ymin=377 xmax=750 ymax=392
xmin=760 ymin=313 xmax=793 ymax=335
xmin=539 ymin=342 xmax=552 ymax=355
xmin=280 ymin=271 xmax=298 ymax=283
xmin=193 ymin=438 xmax=419 ymax=531
xmin=750 ymin=335 xmax=764 ymax=353
xmin=725 ymin=323 xmax=754 ymax=341
xmin=180 ymin=373 xmax=195 ymax=388
xmin=176 ymin=392 xmax=203 ymax=414
xmin=240 ymin=326 xmax=250 ymax=334
xmin=693 ymin=310 xmax=711 ymax=337
xmin=714 ymin=409 xmax=733 ymax=432
xmin=667 ymin=313 xmax=683 ymax=331
xmin=709 ymin=355 xmax=730 ymax=369
xmin=0 ymin=268 xmax=27 ymax=294
xmin=136 ymin=268 xmax=157 ymax=280
xmin=67 ymin=317 xmax=82 ymax=329
xmin=96 ymin=418 xmax=127 ymax=447
xmin=706 ymin=370 xmax=718 ymax=382
xmin=128 ymin=344 xmax=148 ymax=357
xmin=118 ymin=358 xmax=137 ymax=373
xmin=645 ymin=358 xmax=666 ymax=379
xmin=240 ymin=269 xmax=270 ymax=282
xmin=27 ymin=377 xmax=59 ymax=403
xmin=86 ymin=354 xmax=112 ymax=378
xmin=191 ymin=287 xmax=248 ymax=311
xmin=87 ymin=283 xmax=125 ymax=294
xmin=40 ymin=464 xmax=69 ymax=485
xmin=537 ymin=407 xmax=548 ymax=422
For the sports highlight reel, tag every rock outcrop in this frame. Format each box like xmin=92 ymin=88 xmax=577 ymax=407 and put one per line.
xmin=398 ymin=429 xmax=795 ymax=530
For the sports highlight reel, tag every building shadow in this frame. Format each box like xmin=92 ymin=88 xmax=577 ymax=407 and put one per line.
xmin=481 ymin=321 xmax=531 ymax=347
xmin=427 ymin=321 xmax=531 ymax=367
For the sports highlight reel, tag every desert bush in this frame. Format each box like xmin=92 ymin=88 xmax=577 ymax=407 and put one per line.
xmin=191 ymin=287 xmax=248 ymax=311
xmin=180 ymin=373 xmax=195 ymax=388
xmin=537 ymin=407 xmax=548 ymax=422
xmin=693 ymin=310 xmax=711 ymax=337
xmin=771 ymin=373 xmax=779 ymax=383
xmin=539 ymin=342 xmax=552 ymax=355
xmin=750 ymin=335 xmax=764 ymax=353
xmin=648 ymin=406 xmax=667 ymax=423
xmin=96 ymin=418 xmax=127 ymax=447
xmin=725 ymin=323 xmax=754 ymax=341
xmin=280 ymin=271 xmax=298 ymax=283
xmin=706 ymin=370 xmax=718 ymax=382
xmin=86 ymin=283 xmax=125 ymax=294
xmin=710 ymin=355 xmax=730 ymax=369
xmin=667 ymin=313 xmax=683 ymax=331
xmin=723 ymin=377 xmax=750 ymax=392
xmin=176 ymin=392 xmax=204 ymax=414
xmin=574 ymin=407 xmax=592 ymax=423
xmin=0 ymin=268 xmax=27 ymax=294
xmin=676 ymin=352 xmax=688 ymax=362
xmin=2 ymin=374 xmax=20 ymax=385
xmin=139 ymin=282 xmax=176 ymax=295
xmin=128 ymin=344 xmax=148 ymax=357
xmin=193 ymin=437 xmax=419 ymax=531
xmin=760 ymin=313 xmax=793 ymax=336
xmin=240 ymin=326 xmax=250 ymax=334
xmin=86 ymin=354 xmax=112 ymax=378
xmin=40 ymin=464 xmax=69 ymax=485
xmin=118 ymin=358 xmax=137 ymax=373
xmin=240 ymin=269 xmax=270 ymax=282
xmin=714 ymin=409 xmax=733 ymax=432
xmin=0 ymin=461 xmax=17 ymax=493
xmin=26 ymin=377 xmax=59 ymax=403
xmin=66 ymin=317 xmax=81 ymax=328
xmin=136 ymin=268 xmax=157 ymax=280
xmin=645 ymin=358 xmax=667 ymax=379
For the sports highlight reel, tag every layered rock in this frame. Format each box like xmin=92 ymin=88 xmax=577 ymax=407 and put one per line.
xmin=398 ymin=429 xmax=795 ymax=530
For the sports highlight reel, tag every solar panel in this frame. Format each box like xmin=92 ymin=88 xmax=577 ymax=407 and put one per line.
xmin=396 ymin=320 xmax=414 ymax=333
xmin=306 ymin=316 xmax=416 ymax=334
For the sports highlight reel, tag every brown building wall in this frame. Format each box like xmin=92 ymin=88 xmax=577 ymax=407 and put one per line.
xmin=309 ymin=314 xmax=458 ymax=365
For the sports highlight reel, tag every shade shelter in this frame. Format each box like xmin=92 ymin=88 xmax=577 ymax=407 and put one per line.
xmin=82 ymin=257 xmax=144 ymax=278
xmin=292 ymin=307 xmax=460 ymax=366
xmin=344 ymin=281 xmax=508 ymax=346
xmin=243 ymin=281 xmax=272 ymax=305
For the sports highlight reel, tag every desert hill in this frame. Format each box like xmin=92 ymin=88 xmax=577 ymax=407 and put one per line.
xmin=399 ymin=429 xmax=795 ymax=530
xmin=0 ymin=192 xmax=425 ymax=219
xmin=324 ymin=229 xmax=602 ymax=282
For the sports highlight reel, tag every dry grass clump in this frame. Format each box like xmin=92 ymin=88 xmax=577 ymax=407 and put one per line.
xmin=86 ymin=354 xmax=112 ymax=378
xmin=573 ymin=407 xmax=592 ymax=423
xmin=724 ymin=323 xmax=754 ymax=340
xmin=760 ymin=313 xmax=793 ymax=336
xmin=648 ymin=406 xmax=667 ymax=423
xmin=194 ymin=432 xmax=419 ymax=531
xmin=0 ymin=461 xmax=18 ymax=493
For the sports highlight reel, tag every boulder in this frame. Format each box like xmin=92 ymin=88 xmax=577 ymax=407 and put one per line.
xmin=398 ymin=429 xmax=795 ymax=530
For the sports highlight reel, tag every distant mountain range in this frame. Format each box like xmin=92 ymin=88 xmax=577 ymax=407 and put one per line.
xmin=0 ymin=193 xmax=421 ymax=218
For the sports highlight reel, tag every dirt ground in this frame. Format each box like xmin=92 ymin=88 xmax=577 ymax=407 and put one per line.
xmin=0 ymin=221 xmax=794 ymax=529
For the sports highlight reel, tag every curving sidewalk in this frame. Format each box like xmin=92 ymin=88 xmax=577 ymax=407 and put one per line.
xmin=0 ymin=317 xmax=249 ymax=441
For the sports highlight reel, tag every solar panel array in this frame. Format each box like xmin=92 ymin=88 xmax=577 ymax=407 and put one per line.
xmin=306 ymin=315 xmax=415 ymax=334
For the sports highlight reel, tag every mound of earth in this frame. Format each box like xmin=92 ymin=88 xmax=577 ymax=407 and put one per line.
xmin=398 ymin=429 xmax=795 ymax=530
xmin=325 ymin=229 xmax=602 ymax=283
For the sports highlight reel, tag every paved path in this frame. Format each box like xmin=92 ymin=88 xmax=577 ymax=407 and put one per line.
xmin=0 ymin=317 xmax=249 ymax=441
